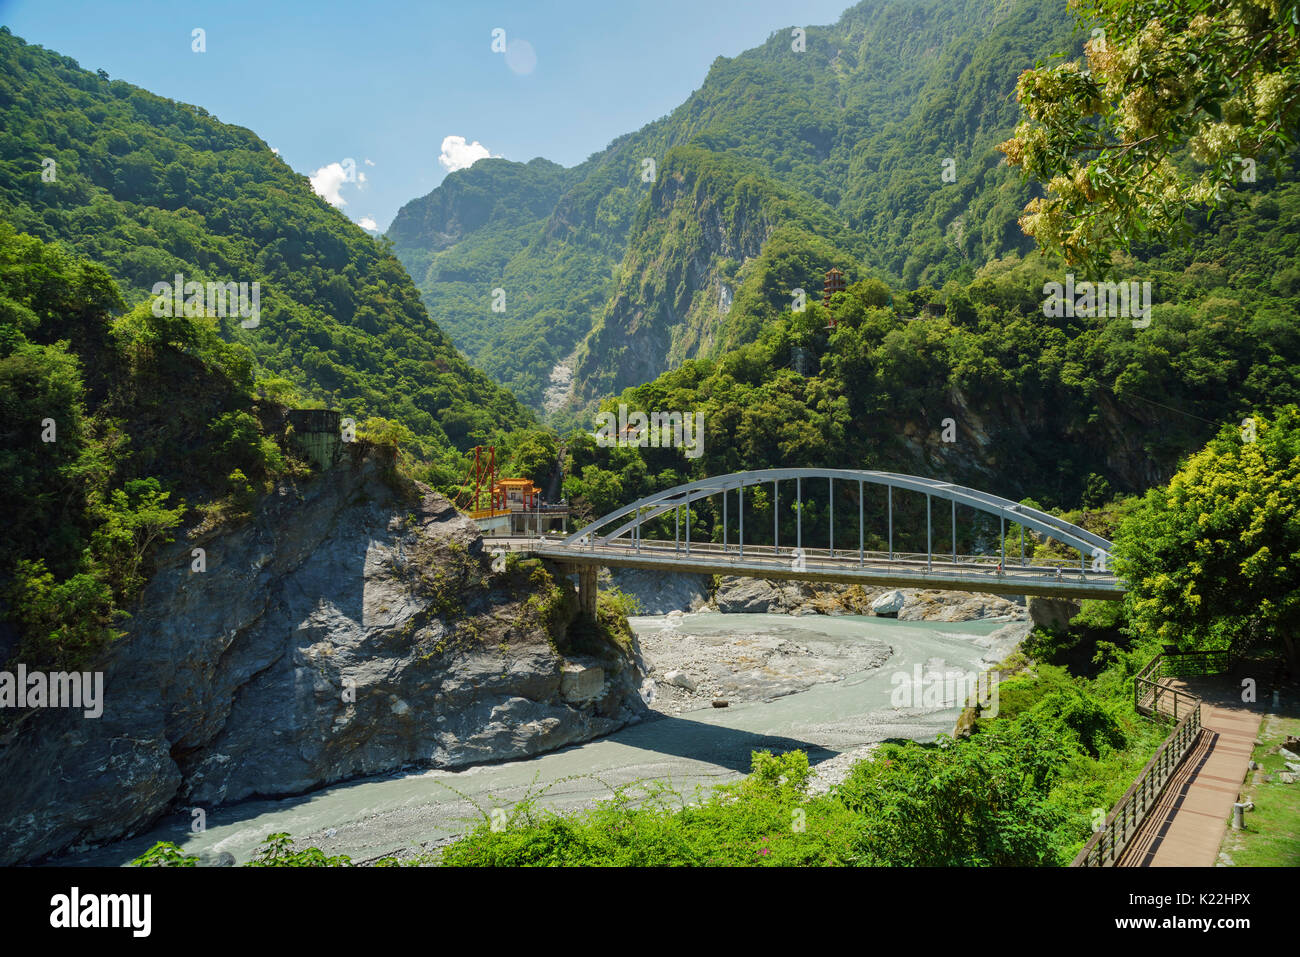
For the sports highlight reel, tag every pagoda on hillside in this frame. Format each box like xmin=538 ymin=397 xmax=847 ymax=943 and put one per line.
xmin=823 ymin=267 xmax=846 ymax=329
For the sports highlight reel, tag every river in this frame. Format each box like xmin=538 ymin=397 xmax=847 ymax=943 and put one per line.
xmin=55 ymin=611 xmax=1018 ymax=866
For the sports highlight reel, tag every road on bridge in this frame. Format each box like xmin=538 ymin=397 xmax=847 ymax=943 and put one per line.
xmin=485 ymin=536 xmax=1124 ymax=600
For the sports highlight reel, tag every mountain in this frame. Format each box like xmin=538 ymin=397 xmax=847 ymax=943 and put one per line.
xmin=560 ymin=166 xmax=1300 ymax=529
xmin=386 ymin=155 xmax=615 ymax=411
xmin=0 ymin=27 xmax=530 ymax=458
xmin=388 ymin=0 xmax=1080 ymax=412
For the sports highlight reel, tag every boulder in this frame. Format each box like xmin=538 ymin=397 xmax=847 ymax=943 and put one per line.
xmin=871 ymin=590 xmax=907 ymax=617
xmin=953 ymin=706 xmax=978 ymax=739
xmin=897 ymin=589 xmax=1026 ymax=623
xmin=663 ymin=670 xmax=697 ymax=692
xmin=715 ymin=578 xmax=786 ymax=613
xmin=560 ymin=662 xmax=606 ymax=703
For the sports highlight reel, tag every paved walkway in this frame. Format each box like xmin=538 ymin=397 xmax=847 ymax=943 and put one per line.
xmin=1120 ymin=677 xmax=1263 ymax=867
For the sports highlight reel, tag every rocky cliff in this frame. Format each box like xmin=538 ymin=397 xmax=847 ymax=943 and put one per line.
xmin=606 ymin=566 xmax=1027 ymax=623
xmin=0 ymin=455 xmax=646 ymax=865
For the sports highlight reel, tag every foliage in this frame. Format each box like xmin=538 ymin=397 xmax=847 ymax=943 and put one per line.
xmin=0 ymin=224 xmax=289 ymax=668
xmin=0 ymin=28 xmax=530 ymax=459
xmin=1001 ymin=0 xmax=1300 ymax=266
xmin=561 ymin=223 xmax=1300 ymax=538
xmin=1111 ymin=406 xmax=1300 ymax=668
xmin=601 ymin=586 xmax=643 ymax=619
xmin=440 ymin=750 xmax=860 ymax=866
xmin=5 ymin=560 xmax=121 ymax=671
xmin=89 ymin=477 xmax=187 ymax=596
xmin=245 ymin=832 xmax=354 ymax=867
xmin=131 ymin=834 xmax=405 ymax=866
xmin=131 ymin=841 xmax=200 ymax=867
xmin=834 ymin=717 xmax=1072 ymax=865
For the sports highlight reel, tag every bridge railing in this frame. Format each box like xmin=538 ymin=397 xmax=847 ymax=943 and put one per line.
xmin=1070 ymin=702 xmax=1203 ymax=867
xmin=597 ymin=540 xmax=1096 ymax=567
xmin=516 ymin=536 xmax=1120 ymax=588
xmin=1073 ymin=648 xmax=1233 ymax=866
xmin=533 ymin=538 xmax=1112 ymax=574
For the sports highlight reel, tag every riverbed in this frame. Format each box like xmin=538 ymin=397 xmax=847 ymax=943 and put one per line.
xmin=55 ymin=611 xmax=1022 ymax=866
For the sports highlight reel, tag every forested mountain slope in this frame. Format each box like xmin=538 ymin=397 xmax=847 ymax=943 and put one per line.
xmin=0 ymin=28 xmax=529 ymax=458
xmin=390 ymin=0 xmax=1080 ymax=410
xmin=560 ymin=170 xmax=1300 ymax=526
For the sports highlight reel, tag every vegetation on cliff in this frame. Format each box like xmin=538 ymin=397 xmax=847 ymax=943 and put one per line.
xmin=0 ymin=28 xmax=530 ymax=458
xmin=558 ymin=177 xmax=1300 ymax=533
xmin=390 ymin=0 xmax=1083 ymax=407
xmin=0 ymin=224 xmax=295 ymax=669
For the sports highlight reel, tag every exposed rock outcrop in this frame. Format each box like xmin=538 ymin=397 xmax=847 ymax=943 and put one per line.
xmin=0 ymin=457 xmax=646 ymax=865
xmin=713 ymin=578 xmax=819 ymax=614
xmin=1026 ymin=596 xmax=1082 ymax=631
xmin=604 ymin=567 xmax=711 ymax=615
xmin=707 ymin=577 xmax=1027 ymax=623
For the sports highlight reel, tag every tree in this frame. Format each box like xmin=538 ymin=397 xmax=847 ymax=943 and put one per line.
xmin=565 ymin=467 xmax=623 ymax=521
xmin=89 ymin=477 xmax=187 ymax=596
xmin=1111 ymin=407 xmax=1300 ymax=670
xmin=1000 ymin=0 xmax=1300 ymax=267
xmin=502 ymin=429 xmax=558 ymax=486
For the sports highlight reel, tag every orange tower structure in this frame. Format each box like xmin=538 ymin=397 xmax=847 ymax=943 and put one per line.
xmin=823 ymin=267 xmax=846 ymax=329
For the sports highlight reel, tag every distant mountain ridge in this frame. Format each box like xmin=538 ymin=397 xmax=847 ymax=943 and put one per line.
xmin=388 ymin=0 xmax=1080 ymax=412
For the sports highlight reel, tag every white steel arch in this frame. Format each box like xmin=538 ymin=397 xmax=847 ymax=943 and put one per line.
xmin=561 ymin=468 xmax=1112 ymax=564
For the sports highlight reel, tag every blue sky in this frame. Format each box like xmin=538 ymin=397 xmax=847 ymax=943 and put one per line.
xmin=2 ymin=0 xmax=854 ymax=232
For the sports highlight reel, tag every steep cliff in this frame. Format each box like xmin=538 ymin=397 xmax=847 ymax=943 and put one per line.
xmin=0 ymin=454 xmax=646 ymax=865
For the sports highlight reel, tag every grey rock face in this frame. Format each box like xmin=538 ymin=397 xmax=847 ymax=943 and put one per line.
xmin=896 ymin=590 xmax=1027 ymax=623
xmin=710 ymin=576 xmax=1027 ymax=623
xmin=714 ymin=578 xmax=817 ymax=614
xmin=604 ymin=567 xmax=710 ymax=615
xmin=0 ymin=458 xmax=645 ymax=864
xmin=1026 ymin=596 xmax=1082 ymax=631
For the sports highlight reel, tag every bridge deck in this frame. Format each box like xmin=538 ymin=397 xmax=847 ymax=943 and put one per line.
xmin=492 ymin=537 xmax=1124 ymax=600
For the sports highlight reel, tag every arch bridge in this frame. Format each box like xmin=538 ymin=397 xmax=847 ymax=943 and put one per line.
xmin=498 ymin=469 xmax=1125 ymax=612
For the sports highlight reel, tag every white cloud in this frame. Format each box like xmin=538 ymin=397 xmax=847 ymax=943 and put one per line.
xmin=364 ymin=158 xmax=375 ymax=166
xmin=358 ymin=171 xmax=367 ymax=184
xmin=357 ymin=216 xmax=378 ymax=231
xmin=270 ymin=146 xmax=281 ymax=156
xmin=439 ymin=135 xmax=496 ymax=173
xmin=309 ymin=162 xmax=350 ymax=207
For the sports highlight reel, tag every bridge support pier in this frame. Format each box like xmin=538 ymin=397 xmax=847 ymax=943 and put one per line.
xmin=577 ymin=564 xmax=598 ymax=620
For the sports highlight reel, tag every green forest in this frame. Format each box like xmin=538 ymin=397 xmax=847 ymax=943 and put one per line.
xmin=548 ymin=169 xmax=1300 ymax=532
xmin=390 ymin=0 xmax=1083 ymax=408
xmin=0 ymin=222 xmax=298 ymax=669
xmin=2 ymin=0 xmax=1298 ymax=873
xmin=0 ymin=28 xmax=530 ymax=462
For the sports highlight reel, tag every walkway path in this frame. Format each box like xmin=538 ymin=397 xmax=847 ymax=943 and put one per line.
xmin=1120 ymin=676 xmax=1263 ymax=866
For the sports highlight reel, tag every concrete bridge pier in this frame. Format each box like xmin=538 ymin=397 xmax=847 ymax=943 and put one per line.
xmin=577 ymin=564 xmax=598 ymax=620
xmin=547 ymin=560 xmax=600 ymax=621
